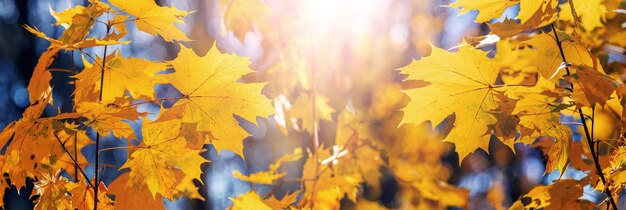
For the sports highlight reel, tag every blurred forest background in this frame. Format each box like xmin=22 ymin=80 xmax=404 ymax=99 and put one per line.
xmin=0 ymin=0 xmax=610 ymax=209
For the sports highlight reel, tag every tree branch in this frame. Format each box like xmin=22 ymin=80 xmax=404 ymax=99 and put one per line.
xmin=53 ymin=132 xmax=95 ymax=189
xmin=94 ymin=23 xmax=112 ymax=210
xmin=551 ymin=23 xmax=618 ymax=210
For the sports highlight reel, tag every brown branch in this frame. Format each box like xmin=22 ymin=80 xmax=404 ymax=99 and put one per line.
xmin=48 ymin=68 xmax=77 ymax=74
xmin=94 ymin=23 xmax=112 ymax=210
xmin=97 ymin=146 xmax=137 ymax=153
xmin=53 ymin=132 xmax=95 ymax=189
xmin=71 ymin=50 xmax=79 ymax=182
xmin=79 ymin=49 xmax=106 ymax=70
xmin=551 ymin=23 xmax=618 ymax=210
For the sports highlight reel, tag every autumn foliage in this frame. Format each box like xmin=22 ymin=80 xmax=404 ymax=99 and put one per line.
xmin=2 ymin=0 xmax=626 ymax=209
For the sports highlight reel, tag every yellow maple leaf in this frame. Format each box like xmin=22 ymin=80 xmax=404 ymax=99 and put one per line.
xmin=558 ymin=0 xmax=607 ymax=31
xmin=598 ymin=146 xmax=626 ymax=195
xmin=400 ymin=44 xmax=502 ymax=159
xmin=172 ymin=171 xmax=204 ymax=200
xmin=109 ymin=0 xmax=191 ymax=42
xmin=261 ymin=190 xmax=300 ymax=209
xmin=31 ymin=170 xmax=74 ymax=210
xmin=511 ymin=179 xmax=595 ymax=209
xmin=219 ymin=0 xmax=270 ymax=41
xmin=25 ymin=47 xmax=61 ymax=104
xmin=74 ymin=51 xmax=168 ymax=103
xmin=120 ymin=120 xmax=208 ymax=199
xmin=566 ymin=65 xmax=616 ymax=107
xmin=488 ymin=91 xmax=520 ymax=148
xmin=76 ymin=101 xmax=143 ymax=139
xmin=105 ymin=15 xmax=129 ymax=41
xmin=229 ymin=190 xmax=300 ymax=209
xmin=450 ymin=0 xmax=519 ymax=23
xmin=488 ymin=18 xmax=528 ymax=38
xmin=232 ymin=148 xmax=302 ymax=184
xmin=229 ymin=191 xmax=273 ymax=210
xmin=575 ymin=94 xmax=622 ymax=143
xmin=541 ymin=124 xmax=572 ymax=176
xmin=0 ymin=95 xmax=82 ymax=188
xmin=50 ymin=4 xmax=87 ymax=28
xmin=521 ymin=33 xmax=601 ymax=81
xmin=517 ymin=0 xmax=558 ymax=29
xmin=23 ymin=25 xmax=128 ymax=50
xmin=69 ymin=181 xmax=114 ymax=210
xmin=177 ymin=122 xmax=212 ymax=150
xmin=161 ymin=45 xmax=274 ymax=157
xmin=465 ymin=0 xmax=558 ymax=37
xmin=25 ymin=0 xmax=121 ymax=104
xmin=493 ymin=38 xmax=537 ymax=85
xmin=23 ymin=25 xmax=62 ymax=46
xmin=0 ymin=162 xmax=7 ymax=208
xmin=109 ymin=173 xmax=165 ymax=210
xmin=44 ymin=123 xmax=90 ymax=181
xmin=450 ymin=0 xmax=557 ymax=31
xmin=57 ymin=0 xmax=110 ymax=45
xmin=504 ymin=78 xmax=565 ymax=143
xmin=232 ymin=169 xmax=285 ymax=185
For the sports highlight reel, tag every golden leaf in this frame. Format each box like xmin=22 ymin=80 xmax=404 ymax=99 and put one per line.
xmin=400 ymin=44 xmax=502 ymax=159
xmin=161 ymin=44 xmax=274 ymax=157
xmin=511 ymin=179 xmax=595 ymax=209
xmin=229 ymin=191 xmax=272 ymax=210
xmin=566 ymin=65 xmax=616 ymax=107
xmin=450 ymin=0 xmax=519 ymax=23
xmin=74 ymin=51 xmax=168 ymax=103
xmin=109 ymin=173 xmax=165 ymax=210
xmin=120 ymin=120 xmax=207 ymax=199
xmin=521 ymin=33 xmax=601 ymax=81
xmin=109 ymin=0 xmax=191 ymax=42
xmin=76 ymin=101 xmax=143 ymax=139
xmin=219 ymin=0 xmax=270 ymax=41
xmin=31 ymin=171 xmax=74 ymax=210
xmin=232 ymin=148 xmax=302 ymax=184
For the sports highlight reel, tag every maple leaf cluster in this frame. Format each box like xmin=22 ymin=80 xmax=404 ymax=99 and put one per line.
xmin=2 ymin=0 xmax=626 ymax=209
xmin=2 ymin=0 xmax=272 ymax=209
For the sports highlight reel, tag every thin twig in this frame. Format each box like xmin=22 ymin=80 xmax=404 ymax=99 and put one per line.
xmin=110 ymin=18 xmax=138 ymax=26
xmin=596 ymin=140 xmax=601 ymax=160
xmin=53 ymin=132 xmax=95 ymax=189
xmin=551 ymin=23 xmax=618 ymax=210
xmin=593 ymin=106 xmax=599 ymax=160
xmin=592 ymin=105 xmax=596 ymax=144
xmin=97 ymin=146 xmax=137 ymax=153
xmin=94 ymin=23 xmax=112 ymax=210
xmin=71 ymin=50 xmax=79 ymax=182
xmin=90 ymin=17 xmax=108 ymax=26
xmin=48 ymin=68 xmax=77 ymax=74
xmin=79 ymin=49 xmax=105 ymax=70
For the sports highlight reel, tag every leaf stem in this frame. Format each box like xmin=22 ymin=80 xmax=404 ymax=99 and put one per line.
xmin=90 ymin=18 xmax=108 ymax=26
xmin=592 ymin=105 xmax=596 ymax=145
xmin=94 ymin=23 xmax=112 ymax=210
xmin=110 ymin=18 xmax=138 ymax=26
xmin=551 ymin=23 xmax=618 ymax=210
xmin=79 ymin=49 xmax=106 ymax=70
xmin=48 ymin=68 xmax=77 ymax=74
xmin=53 ymin=132 xmax=95 ymax=189
xmin=71 ymin=50 xmax=79 ymax=182
xmin=97 ymin=146 xmax=137 ymax=153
